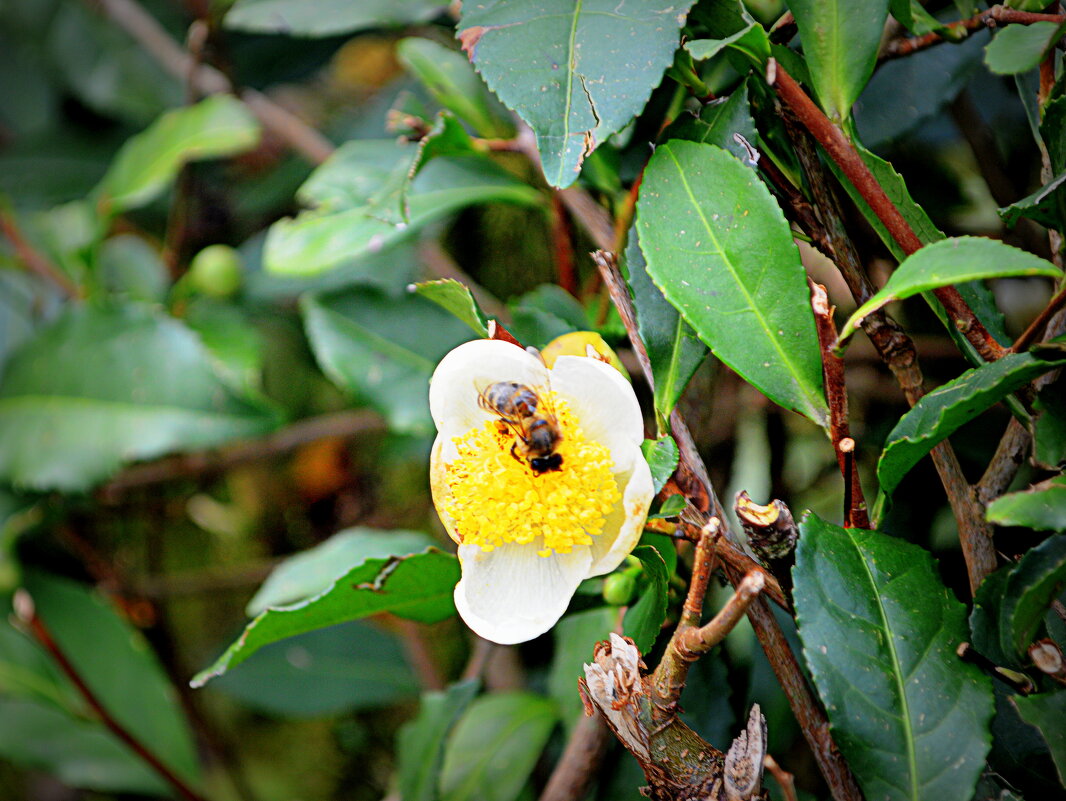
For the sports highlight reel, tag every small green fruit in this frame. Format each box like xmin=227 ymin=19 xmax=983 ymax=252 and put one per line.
xmin=602 ymin=572 xmax=636 ymax=606
xmin=189 ymin=244 xmax=243 ymax=298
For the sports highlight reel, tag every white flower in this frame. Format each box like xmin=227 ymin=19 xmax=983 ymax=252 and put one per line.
xmin=429 ymin=339 xmax=653 ymax=644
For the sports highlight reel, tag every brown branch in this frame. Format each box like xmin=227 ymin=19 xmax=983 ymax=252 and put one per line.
xmin=677 ymin=570 xmax=764 ymax=658
xmin=880 ymin=4 xmax=1066 ymax=61
xmin=0 ymin=209 xmax=82 ymax=298
xmin=770 ymin=61 xmax=1007 ymax=364
xmin=1012 ymin=282 xmax=1066 ymax=352
xmin=89 ymin=0 xmax=335 ymax=165
xmin=537 ymin=714 xmax=611 ymax=801
xmin=100 ymin=410 xmax=383 ymax=496
xmin=13 ymin=590 xmax=209 ymax=801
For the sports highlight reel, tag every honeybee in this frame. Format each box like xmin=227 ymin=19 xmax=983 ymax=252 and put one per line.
xmin=477 ymin=381 xmax=563 ymax=475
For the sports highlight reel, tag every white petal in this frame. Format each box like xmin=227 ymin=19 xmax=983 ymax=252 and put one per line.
xmin=428 ymin=436 xmax=461 ymax=544
xmin=429 ymin=340 xmax=549 ymax=438
xmin=587 ymin=442 xmax=655 ymax=576
xmin=550 ymin=356 xmax=645 ymax=457
xmin=453 ymin=542 xmax=592 ymax=644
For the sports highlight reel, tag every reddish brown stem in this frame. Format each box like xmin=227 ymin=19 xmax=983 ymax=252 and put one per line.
xmin=1012 ymin=283 xmax=1066 ymax=352
xmin=550 ymin=194 xmax=578 ymax=295
xmin=14 ymin=590 xmax=208 ymax=801
xmin=0 ymin=210 xmax=81 ymax=298
xmin=770 ymin=62 xmax=1007 ymax=364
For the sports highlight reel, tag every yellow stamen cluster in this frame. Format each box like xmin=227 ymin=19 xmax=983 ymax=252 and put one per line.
xmin=441 ymin=399 xmax=620 ymax=557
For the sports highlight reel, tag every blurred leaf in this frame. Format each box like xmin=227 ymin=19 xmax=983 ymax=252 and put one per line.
xmin=210 ymin=620 xmax=419 ymax=718
xmin=661 ymin=78 xmax=757 ymax=164
xmin=397 ymin=679 xmax=481 ymax=801
xmin=302 ymin=289 xmax=471 ymax=434
xmin=789 ymin=0 xmax=890 ymax=121
xmin=877 ymin=352 xmax=1066 ymax=496
xmin=623 ymin=543 xmax=669 ymax=652
xmin=890 ymin=0 xmax=949 ymax=35
xmin=0 ymin=270 xmax=63 ymax=374
xmin=1032 ymin=384 xmax=1066 ymax=468
xmin=999 ymin=533 xmax=1066 ymax=662
xmin=183 ymin=299 xmax=265 ymax=397
xmin=624 ymin=231 xmax=707 ymax=427
xmin=641 ymin=435 xmax=679 ymax=495
xmin=267 ymin=153 xmax=542 ymax=276
xmin=636 ymin=140 xmax=827 ymax=426
xmin=98 ymin=235 xmax=168 ymax=303
xmin=439 ymin=692 xmax=557 ymax=801
xmin=985 ymin=22 xmax=1065 ymax=75
xmin=998 ymin=169 xmax=1066 ymax=230
xmin=192 ymin=549 xmax=459 ymax=686
xmin=0 ymin=304 xmax=280 ymax=491
xmin=96 ymin=95 xmax=260 ymax=213
xmin=397 ymin=38 xmax=513 ymax=138
xmin=23 ymin=572 xmax=200 ymax=785
xmin=986 ymin=477 xmax=1066 ymax=531
xmin=248 ymin=527 xmax=435 ymax=615
xmin=507 ymin=284 xmax=588 ymax=348
xmin=793 ymin=515 xmax=994 ymax=801
xmin=1012 ymin=691 xmax=1066 ymax=786
xmin=549 ymin=606 xmax=615 ymax=726
xmin=840 ymin=238 xmax=1061 ymax=344
xmin=410 ymin=279 xmax=490 ymax=338
xmin=224 ymin=0 xmax=444 ymax=36
xmin=458 ymin=0 xmax=696 ymax=188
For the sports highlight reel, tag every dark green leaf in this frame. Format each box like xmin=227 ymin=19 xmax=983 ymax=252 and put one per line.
xmin=409 ymin=279 xmax=490 ymax=338
xmin=1000 ymin=533 xmax=1066 ymax=661
xmin=877 ymin=352 xmax=1066 ymax=496
xmin=985 ymin=22 xmax=1066 ymax=75
xmin=650 ymin=493 xmax=687 ymax=520
xmin=987 ymin=477 xmax=1066 ymax=532
xmin=397 ymin=679 xmax=481 ymax=801
xmin=840 ymin=238 xmax=1061 ymax=345
xmin=637 ymin=530 xmax=678 ymax=577
xmin=549 ymin=607 xmax=616 ymax=725
xmin=301 ymin=289 xmax=472 ymax=434
xmin=661 ymin=79 xmax=757 ymax=164
xmin=1012 ymin=691 xmax=1066 ymax=786
xmin=210 ymin=620 xmax=419 ymax=718
xmin=970 ymin=566 xmax=1011 ymax=666
xmin=790 ymin=0 xmax=890 ymax=121
xmin=183 ymin=299 xmax=265 ymax=398
xmin=439 ymin=692 xmax=557 ymax=801
xmin=623 ymin=232 xmax=708 ymax=426
xmin=890 ymin=0 xmax=950 ymax=36
xmin=96 ymin=95 xmax=260 ymax=213
xmin=0 ymin=305 xmax=280 ymax=491
xmin=636 ymin=140 xmax=827 ymax=426
xmin=224 ymin=0 xmax=444 ymax=36
xmin=684 ymin=22 xmax=770 ymax=67
xmin=641 ymin=435 xmax=679 ymax=495
xmin=247 ymin=527 xmax=436 ymax=615
xmin=794 ymin=515 xmax=994 ymax=801
xmin=1042 ymin=96 xmax=1066 ymax=174
xmin=458 ymin=0 xmax=696 ymax=188
xmin=998 ymin=169 xmax=1066 ymax=230
xmin=507 ymin=284 xmax=588 ymax=348
xmin=191 ymin=548 xmax=460 ymax=686
xmin=1033 ymin=384 xmax=1066 ymax=468
xmin=623 ymin=543 xmax=669 ymax=652
xmin=0 ymin=270 xmax=62 ymax=373
xmin=397 ymin=38 xmax=512 ymax=138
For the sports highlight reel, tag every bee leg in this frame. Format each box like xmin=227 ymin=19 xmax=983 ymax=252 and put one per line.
xmin=509 ymin=441 xmax=523 ymax=464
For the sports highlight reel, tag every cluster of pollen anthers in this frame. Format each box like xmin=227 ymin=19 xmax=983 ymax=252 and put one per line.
xmin=441 ymin=397 xmax=620 ymax=557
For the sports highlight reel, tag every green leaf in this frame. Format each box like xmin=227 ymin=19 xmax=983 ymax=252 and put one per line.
xmin=623 ymin=543 xmax=669 ymax=652
xmin=998 ymin=169 xmax=1066 ymax=230
xmin=789 ymin=0 xmax=890 ymax=121
xmin=439 ymin=692 xmax=557 ymax=801
xmin=877 ymin=352 xmax=1066 ymax=496
xmin=96 ymin=95 xmax=260 ymax=213
xmin=266 ymin=153 xmax=542 ymax=276
xmin=1012 ymin=691 xmax=1066 ymax=786
xmin=985 ymin=21 xmax=1066 ymax=75
xmin=641 ymin=435 xmax=679 ymax=495
xmin=410 ymin=279 xmax=490 ymax=338
xmin=191 ymin=548 xmax=460 ymax=686
xmin=301 ymin=289 xmax=472 ymax=434
xmin=397 ymin=38 xmax=512 ymax=138
xmin=970 ymin=565 xmax=1011 ymax=666
xmin=0 ymin=270 xmax=63 ymax=373
xmin=0 ymin=304 xmax=280 ymax=491
xmin=638 ymin=530 xmax=678 ymax=577
xmin=684 ymin=22 xmax=770 ymax=67
xmin=839 ymin=237 xmax=1061 ymax=345
xmin=635 ymin=140 xmax=827 ymax=426
xmin=661 ymin=78 xmax=757 ymax=164
xmin=999 ymin=533 xmax=1066 ymax=661
xmin=793 ymin=515 xmax=994 ymax=801
xmin=549 ymin=607 xmax=616 ymax=725
xmin=397 ymin=679 xmax=481 ymax=801
xmin=1033 ymin=384 xmax=1066 ymax=468
xmin=183 ymin=299 xmax=265 ymax=398
xmin=98 ymin=234 xmax=168 ymax=303
xmin=890 ymin=0 xmax=951 ymax=36
xmin=987 ymin=476 xmax=1066 ymax=532
xmin=247 ymin=527 xmax=436 ymax=615
xmin=507 ymin=284 xmax=588 ymax=348
xmin=209 ymin=620 xmax=419 ymax=718
xmin=224 ymin=0 xmax=444 ymax=36
xmin=458 ymin=0 xmax=697 ymax=188
xmin=23 ymin=572 xmax=201 ymax=785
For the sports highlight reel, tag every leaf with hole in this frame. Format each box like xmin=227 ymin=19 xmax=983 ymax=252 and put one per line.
xmin=794 ymin=515 xmax=994 ymax=801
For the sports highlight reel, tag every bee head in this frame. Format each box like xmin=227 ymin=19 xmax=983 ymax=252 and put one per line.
xmin=530 ymin=454 xmax=563 ymax=475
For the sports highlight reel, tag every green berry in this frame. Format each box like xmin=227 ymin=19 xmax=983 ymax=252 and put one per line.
xmin=189 ymin=244 xmax=243 ymax=298
xmin=602 ymin=572 xmax=636 ymax=606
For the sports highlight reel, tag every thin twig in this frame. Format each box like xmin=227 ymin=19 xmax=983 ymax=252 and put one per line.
xmin=1012 ymin=282 xmax=1066 ymax=352
xmin=677 ymin=570 xmax=764 ymax=657
xmin=0 ymin=209 xmax=82 ymax=298
xmin=763 ymin=754 xmax=798 ymax=801
xmin=13 ymin=590 xmax=209 ymax=801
